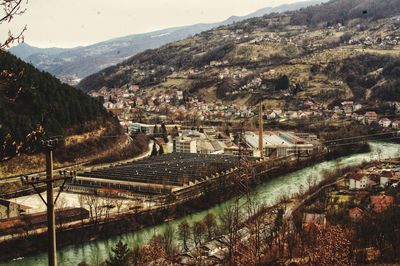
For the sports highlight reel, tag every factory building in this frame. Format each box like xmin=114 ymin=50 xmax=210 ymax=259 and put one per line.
xmin=174 ymin=138 xmax=198 ymax=153
xmin=130 ymin=123 xmax=181 ymax=135
xmin=245 ymin=131 xmax=315 ymax=158
xmin=67 ymin=153 xmax=252 ymax=196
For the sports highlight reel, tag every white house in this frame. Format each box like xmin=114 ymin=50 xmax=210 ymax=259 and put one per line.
xmin=379 ymin=118 xmax=392 ymax=128
xmin=353 ymin=103 xmax=363 ymax=111
xmin=392 ymin=120 xmax=400 ymax=129
xmin=380 ymin=171 xmax=397 ymax=187
xmin=349 ymin=173 xmax=370 ymax=190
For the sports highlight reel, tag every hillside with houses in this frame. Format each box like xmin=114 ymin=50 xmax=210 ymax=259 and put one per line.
xmin=79 ymin=0 xmax=400 ymax=118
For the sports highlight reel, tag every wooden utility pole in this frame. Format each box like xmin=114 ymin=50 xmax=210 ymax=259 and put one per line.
xmin=258 ymin=103 xmax=264 ymax=158
xmin=21 ymin=136 xmax=75 ymax=266
xmin=45 ymin=146 xmax=56 ymax=266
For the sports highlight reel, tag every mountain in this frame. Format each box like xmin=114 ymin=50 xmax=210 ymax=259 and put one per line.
xmin=8 ymin=0 xmax=327 ymax=83
xmin=7 ymin=43 xmax=67 ymax=59
xmin=0 ymin=52 xmax=115 ymax=161
xmin=78 ymin=0 xmax=400 ymax=107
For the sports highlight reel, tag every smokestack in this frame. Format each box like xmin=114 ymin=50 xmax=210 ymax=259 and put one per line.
xmin=258 ymin=103 xmax=264 ymax=158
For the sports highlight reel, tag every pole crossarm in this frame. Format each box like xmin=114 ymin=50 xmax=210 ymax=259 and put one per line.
xmin=18 ymin=135 xmax=74 ymax=266
xmin=30 ymin=183 xmax=48 ymax=207
xmin=22 ymin=175 xmax=73 ymax=186
xmin=54 ymin=178 xmax=69 ymax=205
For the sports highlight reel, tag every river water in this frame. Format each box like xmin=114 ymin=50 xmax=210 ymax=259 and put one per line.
xmin=3 ymin=141 xmax=399 ymax=266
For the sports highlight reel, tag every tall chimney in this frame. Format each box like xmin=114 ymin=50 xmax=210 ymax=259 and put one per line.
xmin=258 ymin=103 xmax=264 ymax=158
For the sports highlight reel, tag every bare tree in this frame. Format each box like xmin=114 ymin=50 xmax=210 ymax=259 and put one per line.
xmin=376 ymin=147 xmax=383 ymax=162
xmin=218 ymin=201 xmax=241 ymax=262
xmin=55 ymin=197 xmax=67 ymax=229
xmin=1 ymin=0 xmax=28 ymax=50
xmin=245 ymin=195 xmax=264 ymax=264
xmin=192 ymin=220 xmax=207 ymax=246
xmin=83 ymin=194 xmax=103 ymax=223
xmin=78 ymin=194 xmax=86 ymax=224
xmin=203 ymin=212 xmax=216 ymax=240
xmin=162 ymin=224 xmax=175 ymax=255
xmin=103 ymin=193 xmax=115 ymax=220
xmin=113 ymin=198 xmax=125 ymax=215
xmin=178 ymin=220 xmax=191 ymax=251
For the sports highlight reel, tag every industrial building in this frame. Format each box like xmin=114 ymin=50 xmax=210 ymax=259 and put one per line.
xmin=173 ymin=138 xmax=198 ymax=153
xmin=130 ymin=123 xmax=181 ymax=135
xmin=0 ymin=199 xmax=28 ymax=220
xmin=245 ymin=131 xmax=315 ymax=158
xmin=67 ymin=153 xmax=252 ymax=196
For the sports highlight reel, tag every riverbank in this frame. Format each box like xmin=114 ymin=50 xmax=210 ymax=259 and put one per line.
xmin=2 ymin=141 xmax=395 ymax=266
xmin=0 ymin=143 xmax=371 ymax=263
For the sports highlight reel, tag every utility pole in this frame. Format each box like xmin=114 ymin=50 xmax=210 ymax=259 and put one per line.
xmin=21 ymin=136 xmax=75 ymax=266
xmin=258 ymin=103 xmax=264 ymax=159
xmin=45 ymin=142 xmax=56 ymax=266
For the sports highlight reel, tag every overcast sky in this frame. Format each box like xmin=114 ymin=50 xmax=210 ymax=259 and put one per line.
xmin=2 ymin=0 xmax=306 ymax=48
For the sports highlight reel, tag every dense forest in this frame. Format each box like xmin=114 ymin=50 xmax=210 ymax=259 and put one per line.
xmin=0 ymin=52 xmax=115 ymax=161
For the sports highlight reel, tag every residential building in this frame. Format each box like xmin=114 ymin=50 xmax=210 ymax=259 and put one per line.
xmin=348 ymin=173 xmax=370 ymax=190
xmin=380 ymin=171 xmax=394 ymax=187
xmin=174 ymin=138 xmax=197 ymax=153
xmin=370 ymin=195 xmax=395 ymax=213
xmin=392 ymin=120 xmax=400 ymax=129
xmin=379 ymin=118 xmax=392 ymax=128
xmin=365 ymin=112 xmax=378 ymax=124
xmin=348 ymin=207 xmax=364 ymax=222
xmin=302 ymin=213 xmax=326 ymax=231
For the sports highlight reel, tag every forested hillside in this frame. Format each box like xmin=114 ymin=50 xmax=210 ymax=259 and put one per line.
xmin=0 ymin=52 xmax=115 ymax=161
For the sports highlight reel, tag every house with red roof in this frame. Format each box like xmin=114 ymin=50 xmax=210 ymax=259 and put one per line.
xmin=392 ymin=120 xmax=400 ymax=129
xmin=370 ymin=195 xmax=395 ymax=213
xmin=348 ymin=207 xmax=364 ymax=222
xmin=302 ymin=213 xmax=326 ymax=231
xmin=365 ymin=112 xmax=378 ymax=124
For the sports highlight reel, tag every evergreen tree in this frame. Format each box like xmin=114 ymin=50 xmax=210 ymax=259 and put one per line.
xmin=275 ymin=75 xmax=290 ymax=91
xmin=105 ymin=240 xmax=130 ymax=266
xmin=0 ymin=52 xmax=112 ymax=161
xmin=161 ymin=122 xmax=167 ymax=134
xmin=158 ymin=144 xmax=164 ymax=155
xmin=153 ymin=124 xmax=159 ymax=135
xmin=151 ymin=142 xmax=158 ymax=157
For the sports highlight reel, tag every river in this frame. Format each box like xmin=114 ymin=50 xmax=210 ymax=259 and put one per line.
xmin=3 ymin=141 xmax=399 ymax=266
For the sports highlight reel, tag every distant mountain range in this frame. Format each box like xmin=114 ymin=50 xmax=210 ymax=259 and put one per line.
xmin=8 ymin=0 xmax=327 ymax=83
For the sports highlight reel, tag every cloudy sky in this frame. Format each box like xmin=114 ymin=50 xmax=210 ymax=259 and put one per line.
xmin=3 ymin=0 xmax=306 ymax=48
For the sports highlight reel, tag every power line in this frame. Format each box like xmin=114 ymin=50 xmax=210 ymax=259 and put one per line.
xmin=20 ymin=137 xmax=76 ymax=266
xmin=323 ymin=131 xmax=397 ymax=143
xmin=326 ymin=135 xmax=400 ymax=148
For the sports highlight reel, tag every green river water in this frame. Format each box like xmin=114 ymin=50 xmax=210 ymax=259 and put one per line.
xmin=3 ymin=141 xmax=399 ymax=266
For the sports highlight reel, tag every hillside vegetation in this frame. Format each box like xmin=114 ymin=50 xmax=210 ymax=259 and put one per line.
xmin=0 ymin=52 xmax=117 ymax=162
xmin=0 ymin=52 xmax=150 ymax=178
xmin=78 ymin=0 xmax=400 ymax=108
